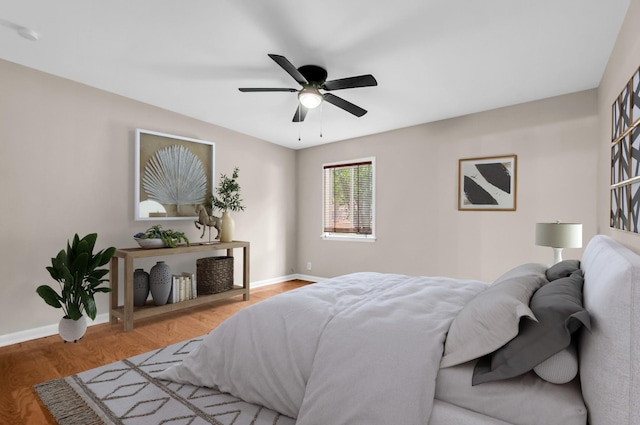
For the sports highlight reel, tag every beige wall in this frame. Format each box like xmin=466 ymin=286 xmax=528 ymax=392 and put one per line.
xmin=3 ymin=0 xmax=640 ymax=339
xmin=598 ymin=0 xmax=640 ymax=251
xmin=0 ymin=59 xmax=297 ymax=336
xmin=297 ymin=90 xmax=600 ymax=282
xmin=295 ymin=0 xmax=640 ymax=282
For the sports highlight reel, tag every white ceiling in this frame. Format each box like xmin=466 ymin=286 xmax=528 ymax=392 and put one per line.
xmin=0 ymin=0 xmax=631 ymax=149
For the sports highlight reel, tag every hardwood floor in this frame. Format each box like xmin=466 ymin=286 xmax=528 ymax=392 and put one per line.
xmin=0 ymin=280 xmax=310 ymax=425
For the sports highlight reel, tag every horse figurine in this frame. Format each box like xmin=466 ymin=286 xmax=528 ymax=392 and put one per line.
xmin=194 ymin=205 xmax=221 ymax=242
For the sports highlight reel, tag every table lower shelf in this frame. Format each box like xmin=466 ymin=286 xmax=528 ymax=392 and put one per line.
xmin=110 ymin=286 xmax=248 ymax=322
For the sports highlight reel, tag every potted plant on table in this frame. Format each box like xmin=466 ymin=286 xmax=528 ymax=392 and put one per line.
xmin=134 ymin=224 xmax=190 ymax=248
xmin=211 ymin=166 xmax=246 ymax=242
xmin=36 ymin=233 xmax=116 ymax=342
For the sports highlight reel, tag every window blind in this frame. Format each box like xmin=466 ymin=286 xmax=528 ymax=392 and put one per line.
xmin=323 ymin=161 xmax=373 ymax=235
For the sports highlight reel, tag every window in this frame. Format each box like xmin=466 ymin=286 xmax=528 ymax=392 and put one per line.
xmin=322 ymin=158 xmax=375 ymax=240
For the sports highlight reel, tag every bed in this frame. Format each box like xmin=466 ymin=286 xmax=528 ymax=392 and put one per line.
xmin=155 ymin=234 xmax=640 ymax=425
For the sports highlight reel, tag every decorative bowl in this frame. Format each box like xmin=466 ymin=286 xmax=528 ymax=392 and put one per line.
xmin=134 ymin=238 xmax=165 ymax=249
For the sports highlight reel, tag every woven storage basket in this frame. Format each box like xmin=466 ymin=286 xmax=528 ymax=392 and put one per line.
xmin=196 ymin=256 xmax=234 ymax=295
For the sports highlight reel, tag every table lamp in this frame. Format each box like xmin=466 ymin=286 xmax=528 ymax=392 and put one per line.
xmin=535 ymin=222 xmax=582 ymax=264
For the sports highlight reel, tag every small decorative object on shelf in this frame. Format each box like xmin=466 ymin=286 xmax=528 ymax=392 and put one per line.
xmin=133 ymin=268 xmax=150 ymax=306
xmin=211 ymin=167 xmax=246 ymax=242
xmin=194 ymin=204 xmax=222 ymax=243
xmin=150 ymin=261 xmax=172 ymax=305
xmin=133 ymin=238 xmax=165 ymax=249
xmin=36 ymin=233 xmax=115 ymax=343
xmin=134 ymin=224 xmax=190 ymax=248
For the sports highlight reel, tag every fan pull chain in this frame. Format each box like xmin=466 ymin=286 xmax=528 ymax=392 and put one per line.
xmin=320 ymin=101 xmax=323 ymax=138
xmin=298 ymin=106 xmax=302 ymax=142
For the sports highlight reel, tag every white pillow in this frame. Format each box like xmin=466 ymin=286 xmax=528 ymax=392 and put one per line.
xmin=441 ymin=263 xmax=548 ymax=368
xmin=533 ymin=343 xmax=579 ymax=384
xmin=435 ymin=360 xmax=587 ymax=425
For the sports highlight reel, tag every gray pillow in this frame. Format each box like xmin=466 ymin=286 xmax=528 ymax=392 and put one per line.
xmin=472 ymin=269 xmax=590 ymax=385
xmin=546 ymin=259 xmax=581 ymax=281
xmin=441 ymin=263 xmax=548 ymax=368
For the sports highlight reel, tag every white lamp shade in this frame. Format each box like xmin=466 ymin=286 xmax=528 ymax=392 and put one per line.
xmin=298 ymin=88 xmax=322 ymax=109
xmin=535 ymin=223 xmax=582 ymax=248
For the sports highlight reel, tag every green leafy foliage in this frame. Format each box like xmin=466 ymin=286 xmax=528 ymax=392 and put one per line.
xmin=136 ymin=225 xmax=190 ymax=248
xmin=211 ymin=167 xmax=246 ymax=213
xmin=36 ymin=233 xmax=116 ymax=321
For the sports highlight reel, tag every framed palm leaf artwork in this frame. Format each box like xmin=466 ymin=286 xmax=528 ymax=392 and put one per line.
xmin=135 ymin=129 xmax=215 ymax=221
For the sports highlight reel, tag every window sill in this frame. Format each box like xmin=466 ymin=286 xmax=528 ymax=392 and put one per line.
xmin=321 ymin=234 xmax=376 ymax=242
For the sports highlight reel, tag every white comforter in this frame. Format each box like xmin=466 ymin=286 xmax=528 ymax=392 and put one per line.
xmin=158 ymin=272 xmax=486 ymax=424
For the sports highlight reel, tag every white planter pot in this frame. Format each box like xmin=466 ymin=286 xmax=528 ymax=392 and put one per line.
xmin=58 ymin=315 xmax=87 ymax=343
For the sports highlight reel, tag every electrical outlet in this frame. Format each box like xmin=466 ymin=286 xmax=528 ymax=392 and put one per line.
xmin=306 ymin=262 xmax=312 ymax=271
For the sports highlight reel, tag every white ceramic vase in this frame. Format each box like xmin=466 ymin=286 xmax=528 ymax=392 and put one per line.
xmin=220 ymin=211 xmax=235 ymax=242
xmin=58 ymin=315 xmax=87 ymax=343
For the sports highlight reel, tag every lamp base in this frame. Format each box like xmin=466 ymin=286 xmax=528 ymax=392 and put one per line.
xmin=552 ymin=247 xmax=564 ymax=265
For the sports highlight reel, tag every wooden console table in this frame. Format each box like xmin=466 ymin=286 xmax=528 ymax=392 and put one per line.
xmin=109 ymin=241 xmax=250 ymax=331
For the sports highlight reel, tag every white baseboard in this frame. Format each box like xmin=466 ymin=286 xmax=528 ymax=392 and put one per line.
xmin=252 ymin=273 xmax=323 ymax=287
xmin=295 ymin=273 xmax=325 ymax=282
xmin=0 ymin=314 xmax=110 ymax=347
xmin=0 ymin=274 xmax=323 ymax=347
xmin=251 ymin=274 xmax=298 ymax=288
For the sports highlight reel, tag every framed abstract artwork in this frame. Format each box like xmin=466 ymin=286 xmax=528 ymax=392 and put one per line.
xmin=135 ymin=129 xmax=215 ymax=221
xmin=458 ymin=155 xmax=517 ymax=211
xmin=611 ymin=65 xmax=640 ymax=233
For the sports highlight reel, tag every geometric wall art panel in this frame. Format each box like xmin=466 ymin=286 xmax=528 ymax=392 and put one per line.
xmin=611 ymin=65 xmax=640 ymax=234
xmin=634 ymin=68 xmax=640 ymax=128
xmin=621 ymin=185 xmax=629 ymax=231
xmin=612 ymin=142 xmax=620 ymax=185
xmin=632 ymin=182 xmax=640 ymax=233
xmin=631 ymin=127 xmax=640 ymax=177
xmin=611 ymin=187 xmax=619 ymax=228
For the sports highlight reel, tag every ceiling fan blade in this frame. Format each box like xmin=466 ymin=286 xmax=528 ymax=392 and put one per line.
xmin=268 ymin=54 xmax=308 ymax=86
xmin=239 ymin=88 xmax=298 ymax=92
xmin=322 ymin=74 xmax=377 ymax=91
xmin=323 ymin=93 xmax=367 ymax=117
xmin=292 ymin=105 xmax=309 ymax=122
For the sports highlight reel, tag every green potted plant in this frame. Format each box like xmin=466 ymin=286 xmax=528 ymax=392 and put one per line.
xmin=211 ymin=167 xmax=246 ymax=242
xmin=36 ymin=233 xmax=116 ymax=342
xmin=134 ymin=224 xmax=190 ymax=248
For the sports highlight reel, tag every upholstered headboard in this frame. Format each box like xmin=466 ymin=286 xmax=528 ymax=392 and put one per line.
xmin=579 ymin=235 xmax=640 ymax=425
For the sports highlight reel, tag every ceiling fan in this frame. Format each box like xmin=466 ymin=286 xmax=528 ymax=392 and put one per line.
xmin=239 ymin=54 xmax=377 ymax=122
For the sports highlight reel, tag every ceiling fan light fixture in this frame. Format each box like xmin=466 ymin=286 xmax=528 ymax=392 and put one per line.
xmin=298 ymin=87 xmax=322 ymax=109
xmin=239 ymin=54 xmax=376 ymax=122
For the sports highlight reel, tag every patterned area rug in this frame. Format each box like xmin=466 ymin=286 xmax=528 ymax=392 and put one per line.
xmin=34 ymin=337 xmax=295 ymax=425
